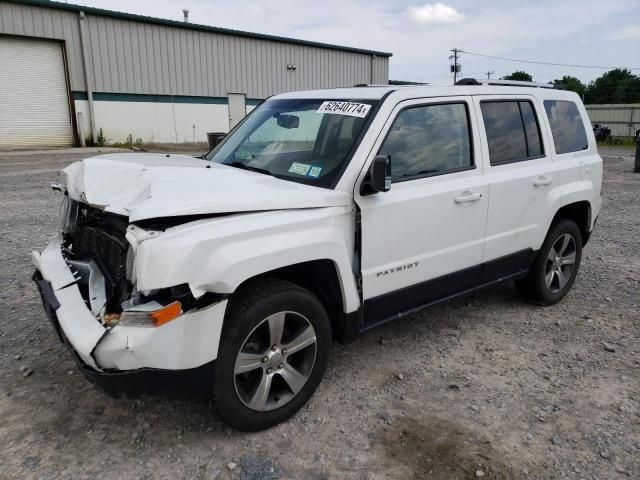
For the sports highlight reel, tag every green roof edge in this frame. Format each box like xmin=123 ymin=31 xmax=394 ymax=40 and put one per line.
xmin=7 ymin=0 xmax=393 ymax=57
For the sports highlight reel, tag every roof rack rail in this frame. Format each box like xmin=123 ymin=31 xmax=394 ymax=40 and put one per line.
xmin=455 ymin=78 xmax=562 ymax=89
xmin=352 ymin=83 xmax=399 ymax=87
xmin=353 ymin=82 xmax=428 ymax=87
xmin=388 ymin=80 xmax=429 ymax=86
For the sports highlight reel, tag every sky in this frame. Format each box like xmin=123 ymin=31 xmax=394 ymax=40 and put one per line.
xmin=72 ymin=0 xmax=640 ymax=86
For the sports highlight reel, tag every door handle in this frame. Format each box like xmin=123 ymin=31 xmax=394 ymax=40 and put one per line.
xmin=454 ymin=191 xmax=482 ymax=204
xmin=533 ymin=176 xmax=553 ymax=187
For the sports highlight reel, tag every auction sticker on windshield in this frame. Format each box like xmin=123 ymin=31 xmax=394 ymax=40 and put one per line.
xmin=288 ymin=162 xmax=311 ymax=176
xmin=317 ymin=101 xmax=371 ymax=118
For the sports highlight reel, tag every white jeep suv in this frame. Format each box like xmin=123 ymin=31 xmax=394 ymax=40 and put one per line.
xmin=33 ymin=79 xmax=602 ymax=431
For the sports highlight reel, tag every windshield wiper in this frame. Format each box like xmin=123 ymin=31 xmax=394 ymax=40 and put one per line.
xmin=225 ymin=161 xmax=273 ymax=176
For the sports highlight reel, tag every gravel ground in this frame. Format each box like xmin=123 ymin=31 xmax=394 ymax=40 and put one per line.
xmin=0 ymin=146 xmax=638 ymax=480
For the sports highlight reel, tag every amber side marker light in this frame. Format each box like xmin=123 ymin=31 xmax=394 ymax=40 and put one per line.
xmin=150 ymin=301 xmax=183 ymax=327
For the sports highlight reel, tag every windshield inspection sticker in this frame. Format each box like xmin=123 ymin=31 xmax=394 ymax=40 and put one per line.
xmin=317 ymin=101 xmax=371 ymax=118
xmin=288 ymin=162 xmax=311 ymax=176
xmin=308 ymin=166 xmax=322 ymax=178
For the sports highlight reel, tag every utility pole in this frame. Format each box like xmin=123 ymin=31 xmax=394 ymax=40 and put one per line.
xmin=449 ymin=48 xmax=461 ymax=84
xmin=486 ymin=71 xmax=495 ymax=79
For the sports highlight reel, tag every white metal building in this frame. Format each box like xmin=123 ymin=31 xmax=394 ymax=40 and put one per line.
xmin=0 ymin=0 xmax=391 ymax=148
xmin=585 ymin=104 xmax=640 ymax=137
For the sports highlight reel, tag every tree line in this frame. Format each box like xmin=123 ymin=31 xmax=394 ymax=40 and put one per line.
xmin=501 ymin=69 xmax=640 ymax=104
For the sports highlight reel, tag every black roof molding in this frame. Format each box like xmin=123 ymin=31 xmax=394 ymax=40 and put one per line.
xmin=8 ymin=0 xmax=392 ymax=57
xmin=454 ymin=78 xmax=482 ymax=86
xmin=389 ymin=80 xmax=428 ymax=85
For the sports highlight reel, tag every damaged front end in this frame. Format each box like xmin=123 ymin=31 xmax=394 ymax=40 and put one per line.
xmin=60 ymin=196 xmax=216 ymax=327
xmin=33 ymin=194 xmax=228 ymax=385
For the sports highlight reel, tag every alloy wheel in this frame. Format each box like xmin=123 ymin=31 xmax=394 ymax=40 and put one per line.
xmin=233 ymin=311 xmax=317 ymax=412
xmin=544 ymin=233 xmax=577 ymax=293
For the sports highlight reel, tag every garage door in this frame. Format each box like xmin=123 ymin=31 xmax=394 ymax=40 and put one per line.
xmin=0 ymin=36 xmax=73 ymax=148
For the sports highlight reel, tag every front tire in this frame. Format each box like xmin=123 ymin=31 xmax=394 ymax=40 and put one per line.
xmin=212 ymin=279 xmax=331 ymax=431
xmin=517 ymin=218 xmax=583 ymax=305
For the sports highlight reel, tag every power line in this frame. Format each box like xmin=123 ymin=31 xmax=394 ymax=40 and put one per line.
xmin=460 ymin=50 xmax=640 ymax=71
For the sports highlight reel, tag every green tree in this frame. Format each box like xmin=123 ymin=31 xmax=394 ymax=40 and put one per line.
xmin=551 ymin=76 xmax=586 ymax=98
xmin=502 ymin=71 xmax=533 ymax=81
xmin=584 ymin=69 xmax=640 ymax=104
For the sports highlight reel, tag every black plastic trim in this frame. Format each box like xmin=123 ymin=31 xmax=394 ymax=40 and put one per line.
xmin=476 ymin=249 xmax=535 ymax=285
xmin=583 ymin=213 xmax=596 ymax=247
xmin=361 ymin=249 xmax=536 ymax=330
xmin=335 ymin=310 xmax=362 ymax=344
xmin=363 ymin=264 xmax=481 ymax=327
xmin=33 ymin=271 xmax=64 ymax=341
xmin=79 ymin=359 xmax=214 ymax=398
xmin=33 ymin=272 xmax=60 ymax=310
xmin=455 ymin=78 xmax=482 ymax=86
xmin=393 ymin=164 xmax=476 ymax=183
xmin=489 ymin=153 xmax=546 ymax=166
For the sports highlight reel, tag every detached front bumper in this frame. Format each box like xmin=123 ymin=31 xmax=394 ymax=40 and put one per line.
xmin=32 ymin=234 xmax=228 ymax=375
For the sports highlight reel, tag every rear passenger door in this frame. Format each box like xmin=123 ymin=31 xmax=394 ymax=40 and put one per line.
xmin=473 ymin=96 xmax=556 ymax=279
xmin=356 ymin=98 xmax=488 ymax=326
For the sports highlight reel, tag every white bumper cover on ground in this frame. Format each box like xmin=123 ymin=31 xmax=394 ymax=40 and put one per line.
xmin=32 ymin=235 xmax=226 ymax=372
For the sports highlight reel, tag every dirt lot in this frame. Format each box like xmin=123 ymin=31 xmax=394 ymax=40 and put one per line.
xmin=0 ymin=146 xmax=638 ymax=479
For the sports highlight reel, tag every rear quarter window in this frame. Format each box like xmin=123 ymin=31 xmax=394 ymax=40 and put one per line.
xmin=543 ymin=100 xmax=589 ymax=154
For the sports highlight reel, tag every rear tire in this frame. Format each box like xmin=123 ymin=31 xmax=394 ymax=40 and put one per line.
xmin=517 ymin=218 xmax=583 ymax=305
xmin=212 ymin=279 xmax=331 ymax=431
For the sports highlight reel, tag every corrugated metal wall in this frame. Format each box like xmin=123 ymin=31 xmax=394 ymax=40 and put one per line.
xmin=585 ymin=104 xmax=640 ymax=137
xmin=0 ymin=1 xmax=389 ymax=98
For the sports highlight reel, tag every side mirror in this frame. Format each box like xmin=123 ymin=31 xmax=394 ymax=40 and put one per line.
xmin=361 ymin=154 xmax=391 ymax=195
xmin=206 ymin=132 xmax=226 ymax=149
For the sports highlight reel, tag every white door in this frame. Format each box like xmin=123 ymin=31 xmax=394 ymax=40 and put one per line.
xmin=473 ymin=96 xmax=556 ymax=269
xmin=228 ymin=93 xmax=246 ymax=130
xmin=356 ymin=98 xmax=488 ymax=326
xmin=0 ymin=36 xmax=73 ymax=148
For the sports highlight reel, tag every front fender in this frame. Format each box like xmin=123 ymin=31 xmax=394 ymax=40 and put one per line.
xmin=135 ymin=207 xmax=361 ymax=312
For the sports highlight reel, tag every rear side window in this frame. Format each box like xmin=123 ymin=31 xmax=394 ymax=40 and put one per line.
xmin=544 ymin=100 xmax=589 ymax=154
xmin=379 ymin=102 xmax=473 ymax=181
xmin=481 ymin=100 xmax=544 ymax=165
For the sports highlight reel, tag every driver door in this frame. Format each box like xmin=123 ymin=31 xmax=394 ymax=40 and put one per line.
xmin=355 ymin=98 xmax=488 ymax=327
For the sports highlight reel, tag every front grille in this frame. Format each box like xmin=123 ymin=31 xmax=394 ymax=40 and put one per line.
xmin=74 ymin=226 xmax=128 ymax=286
xmin=65 ymin=201 xmax=131 ymax=309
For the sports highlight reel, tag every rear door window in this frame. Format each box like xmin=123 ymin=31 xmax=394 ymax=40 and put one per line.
xmin=543 ymin=100 xmax=589 ymax=154
xmin=480 ymin=100 xmax=544 ymax=165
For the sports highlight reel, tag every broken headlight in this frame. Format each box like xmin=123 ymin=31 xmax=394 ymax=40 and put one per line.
xmin=59 ymin=195 xmax=78 ymax=234
xmin=105 ymin=300 xmax=183 ymax=328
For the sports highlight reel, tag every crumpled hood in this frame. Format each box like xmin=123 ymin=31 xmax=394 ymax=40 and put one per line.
xmin=62 ymin=153 xmax=351 ymax=221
